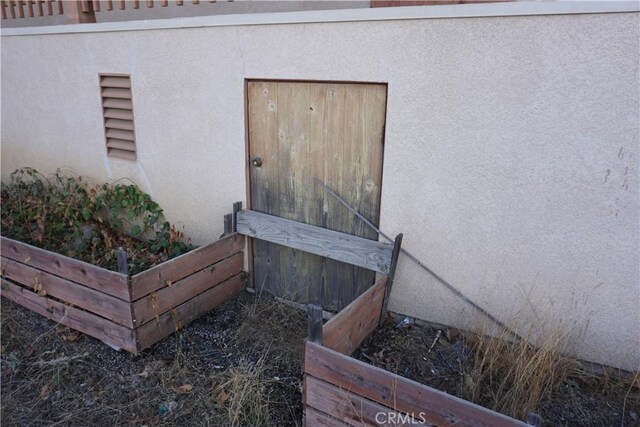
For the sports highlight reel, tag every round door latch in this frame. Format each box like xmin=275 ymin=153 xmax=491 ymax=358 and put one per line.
xmin=252 ymin=156 xmax=263 ymax=167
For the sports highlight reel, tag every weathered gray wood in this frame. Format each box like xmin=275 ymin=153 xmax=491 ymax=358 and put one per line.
xmin=304 ymin=342 xmax=528 ymax=427
xmin=223 ymin=214 xmax=233 ymax=236
xmin=232 ymin=201 xmax=243 ymax=232
xmin=380 ymin=233 xmax=403 ymax=324
xmin=237 ymin=210 xmax=393 ymax=274
xmin=307 ymin=304 xmax=324 ymax=344
xmin=116 ymin=247 xmax=129 ymax=275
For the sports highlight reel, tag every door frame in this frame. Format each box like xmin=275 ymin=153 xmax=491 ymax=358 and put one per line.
xmin=243 ymin=78 xmax=390 ymax=290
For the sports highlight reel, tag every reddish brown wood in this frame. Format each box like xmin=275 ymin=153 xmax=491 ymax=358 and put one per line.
xmin=322 ymin=277 xmax=386 ymax=355
xmin=131 ymin=233 xmax=243 ymax=300
xmin=135 ymin=274 xmax=243 ymax=351
xmin=45 ymin=0 xmax=52 ymax=15
xmin=0 ymin=237 xmax=130 ymax=301
xmin=1 ymin=1 xmax=7 ymax=19
xmin=25 ymin=0 xmax=34 ymax=17
xmin=105 ymin=0 xmax=112 ymax=10
xmin=305 ymin=406 xmax=346 ymax=426
xmin=15 ymin=0 xmax=23 ymax=17
xmin=7 ymin=0 xmax=15 ymax=18
xmin=304 ymin=342 xmax=527 ymax=427
xmin=305 ymin=376 xmax=407 ymax=426
xmin=92 ymin=0 xmax=100 ymax=12
xmin=35 ymin=0 xmax=43 ymax=15
xmin=1 ymin=279 xmax=137 ymax=352
xmin=1 ymin=256 xmax=133 ymax=327
xmin=132 ymin=251 xmax=243 ymax=326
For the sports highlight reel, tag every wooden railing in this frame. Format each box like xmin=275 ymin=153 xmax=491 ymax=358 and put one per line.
xmin=1 ymin=0 xmax=95 ymax=24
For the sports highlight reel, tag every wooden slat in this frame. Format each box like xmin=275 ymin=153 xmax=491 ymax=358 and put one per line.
xmin=305 ymin=376 xmax=409 ymax=426
xmin=80 ymin=0 xmax=90 ymax=12
xmin=1 ymin=257 xmax=133 ymax=327
xmin=1 ymin=1 xmax=7 ymax=19
xmin=107 ymin=138 xmax=135 ymax=151
xmin=26 ymin=0 xmax=34 ymax=17
xmin=105 ymin=118 xmax=134 ymax=131
xmin=7 ymin=0 xmax=15 ymax=18
xmin=36 ymin=0 xmax=44 ymax=16
xmin=237 ymin=210 xmax=393 ymax=274
xmin=56 ymin=0 xmax=62 ymax=14
xmin=100 ymin=76 xmax=131 ymax=88
xmin=116 ymin=0 xmax=124 ymax=9
xmin=0 ymin=237 xmax=130 ymax=301
xmin=102 ymin=87 xmax=132 ymax=99
xmin=105 ymin=128 xmax=135 ymax=141
xmin=305 ymin=407 xmax=347 ymax=427
xmin=160 ymin=0 xmax=167 ymax=6
xmin=104 ymin=108 xmax=133 ymax=120
xmin=15 ymin=0 xmax=23 ymax=17
xmin=45 ymin=0 xmax=52 ymax=15
xmin=131 ymin=233 xmax=243 ymax=300
xmin=304 ymin=342 xmax=528 ymax=427
xmin=105 ymin=0 xmax=112 ymax=10
xmin=132 ymin=0 xmax=139 ymax=9
xmin=176 ymin=0 xmax=183 ymax=5
xmin=92 ymin=0 xmax=100 ymax=12
xmin=1 ymin=280 xmax=136 ymax=352
xmin=107 ymin=148 xmax=136 ymax=161
xmin=132 ymin=251 xmax=243 ymax=325
xmin=103 ymin=98 xmax=133 ymax=109
xmin=146 ymin=0 xmax=153 ymax=7
xmin=135 ymin=273 xmax=243 ymax=351
xmin=322 ymin=277 xmax=386 ymax=355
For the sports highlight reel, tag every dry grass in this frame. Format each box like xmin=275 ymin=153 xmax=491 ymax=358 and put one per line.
xmin=461 ymin=325 xmax=577 ymax=419
xmin=215 ymin=356 xmax=270 ymax=427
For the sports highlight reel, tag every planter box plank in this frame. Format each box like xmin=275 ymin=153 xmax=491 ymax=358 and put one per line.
xmin=1 ymin=279 xmax=137 ymax=352
xmin=305 ymin=407 xmax=347 ymax=427
xmin=1 ymin=256 xmax=133 ymax=327
xmin=131 ymin=233 xmax=243 ymax=300
xmin=304 ymin=342 xmax=527 ymax=427
xmin=135 ymin=273 xmax=244 ymax=351
xmin=322 ymin=276 xmax=386 ymax=355
xmin=1 ymin=236 xmax=129 ymax=301
xmin=305 ymin=375 xmax=406 ymax=426
xmin=132 ymin=251 xmax=243 ymax=326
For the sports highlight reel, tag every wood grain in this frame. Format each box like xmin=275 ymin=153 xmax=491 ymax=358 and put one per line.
xmin=305 ymin=376 xmax=410 ymax=426
xmin=131 ymin=233 xmax=243 ymax=300
xmin=322 ymin=277 xmax=386 ymax=355
xmin=132 ymin=251 xmax=242 ymax=326
xmin=135 ymin=274 xmax=244 ymax=351
xmin=1 ymin=279 xmax=136 ymax=352
xmin=304 ymin=342 xmax=527 ymax=427
xmin=1 ymin=256 xmax=133 ymax=327
xmin=305 ymin=406 xmax=347 ymax=427
xmin=247 ymin=81 xmax=386 ymax=311
xmin=237 ymin=210 xmax=393 ymax=274
xmin=1 ymin=237 xmax=129 ymax=301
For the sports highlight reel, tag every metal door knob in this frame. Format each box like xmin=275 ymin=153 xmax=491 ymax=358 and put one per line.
xmin=252 ymin=156 xmax=263 ymax=167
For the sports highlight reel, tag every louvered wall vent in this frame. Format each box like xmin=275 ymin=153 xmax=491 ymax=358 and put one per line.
xmin=100 ymin=74 xmax=136 ymax=160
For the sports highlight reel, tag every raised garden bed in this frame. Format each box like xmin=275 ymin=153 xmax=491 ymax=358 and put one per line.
xmin=1 ymin=233 xmax=244 ymax=353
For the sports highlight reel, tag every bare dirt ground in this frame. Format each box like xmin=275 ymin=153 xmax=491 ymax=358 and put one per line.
xmin=354 ymin=317 xmax=640 ymax=427
xmin=1 ymin=292 xmax=307 ymax=427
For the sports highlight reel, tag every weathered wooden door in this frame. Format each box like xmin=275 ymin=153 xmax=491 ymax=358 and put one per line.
xmin=247 ymin=81 xmax=386 ymax=311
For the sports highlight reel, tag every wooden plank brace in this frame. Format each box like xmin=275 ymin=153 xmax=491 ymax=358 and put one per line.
xmin=380 ymin=233 xmax=402 ymax=325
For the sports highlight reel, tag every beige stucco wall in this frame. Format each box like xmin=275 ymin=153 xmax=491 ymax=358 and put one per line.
xmin=2 ymin=9 xmax=638 ymax=370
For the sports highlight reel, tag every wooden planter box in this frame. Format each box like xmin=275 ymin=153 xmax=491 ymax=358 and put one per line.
xmin=0 ymin=233 xmax=244 ymax=353
xmin=302 ymin=277 xmax=529 ymax=427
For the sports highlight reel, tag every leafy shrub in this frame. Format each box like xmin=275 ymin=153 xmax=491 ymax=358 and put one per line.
xmin=1 ymin=167 xmax=194 ymax=274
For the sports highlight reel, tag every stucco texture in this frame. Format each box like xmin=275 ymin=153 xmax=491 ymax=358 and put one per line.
xmin=2 ymin=12 xmax=638 ymax=370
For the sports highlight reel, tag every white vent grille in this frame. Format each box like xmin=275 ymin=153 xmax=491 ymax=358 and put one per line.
xmin=100 ymin=74 xmax=136 ymax=160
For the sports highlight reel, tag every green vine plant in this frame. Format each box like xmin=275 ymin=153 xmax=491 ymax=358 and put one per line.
xmin=1 ymin=168 xmax=195 ymax=274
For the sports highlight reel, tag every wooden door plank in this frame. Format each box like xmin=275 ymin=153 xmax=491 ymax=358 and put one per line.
xmin=304 ymin=342 xmax=528 ymax=427
xmin=1 ymin=257 xmax=133 ymax=327
xmin=0 ymin=236 xmax=129 ymax=300
xmin=130 ymin=233 xmax=242 ymax=300
xmin=236 ymin=210 xmax=393 ymax=274
xmin=135 ymin=274 xmax=243 ymax=351
xmin=132 ymin=252 xmax=242 ymax=325
xmin=322 ymin=276 xmax=386 ymax=355
xmin=305 ymin=375 xmax=410 ymax=426
xmin=247 ymin=81 xmax=282 ymax=295
xmin=1 ymin=279 xmax=136 ymax=352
